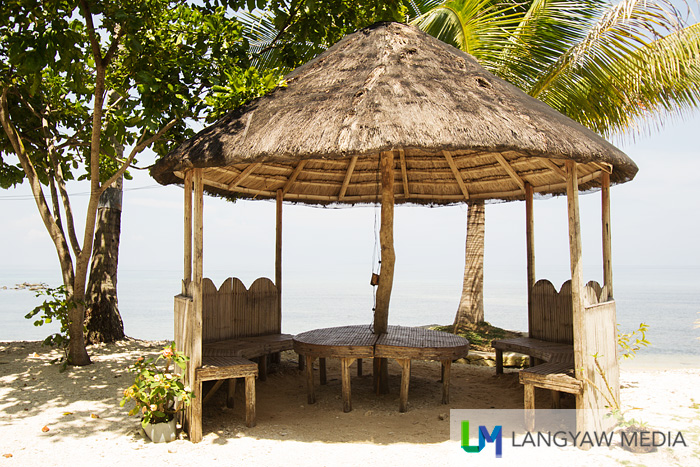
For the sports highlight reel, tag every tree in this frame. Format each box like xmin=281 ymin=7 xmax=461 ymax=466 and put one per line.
xmin=410 ymin=0 xmax=700 ymax=332
xmin=1 ymin=0 xmax=279 ymax=364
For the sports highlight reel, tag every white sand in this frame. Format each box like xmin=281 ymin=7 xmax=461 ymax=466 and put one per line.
xmin=1 ymin=340 xmax=698 ymax=467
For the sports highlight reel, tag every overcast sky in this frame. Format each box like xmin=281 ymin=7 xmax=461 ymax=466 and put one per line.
xmin=2 ymin=109 xmax=699 ymax=291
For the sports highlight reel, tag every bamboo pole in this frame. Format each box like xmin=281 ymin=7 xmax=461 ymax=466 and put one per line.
xmin=183 ymin=170 xmax=192 ymax=296
xmin=565 ymin=161 xmax=588 ymax=441
xmin=525 ymin=183 xmax=535 ymax=332
xmin=276 ymin=189 xmax=283 ymax=321
xmin=374 ymin=151 xmax=395 ymax=334
xmin=601 ymin=172 xmax=613 ymax=298
xmin=190 ymin=168 xmax=204 ymax=443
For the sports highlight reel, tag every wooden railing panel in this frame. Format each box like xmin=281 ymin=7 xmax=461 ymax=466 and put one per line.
xmin=201 ymin=277 xmax=280 ymax=343
xmin=582 ymin=299 xmax=618 ymax=432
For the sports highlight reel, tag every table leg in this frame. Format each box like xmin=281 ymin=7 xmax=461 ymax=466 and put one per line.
xmin=305 ymin=355 xmax=316 ymax=404
xmin=227 ymin=378 xmax=236 ymax=408
xmin=245 ymin=375 xmax=256 ymax=428
xmin=551 ymin=390 xmax=561 ymax=409
xmin=524 ymin=383 xmax=535 ymax=431
xmin=341 ymin=358 xmax=354 ymax=412
xmin=373 ymin=358 xmax=381 ymax=395
xmin=496 ymin=349 xmax=503 ymax=374
xmin=258 ymin=355 xmax=267 ymax=382
xmin=320 ymin=357 xmax=327 ymax=385
xmin=441 ymin=360 xmax=451 ymax=404
xmin=398 ymin=359 xmax=411 ymax=412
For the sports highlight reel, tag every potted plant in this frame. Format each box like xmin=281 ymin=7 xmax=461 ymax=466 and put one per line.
xmin=120 ymin=343 xmax=194 ymax=443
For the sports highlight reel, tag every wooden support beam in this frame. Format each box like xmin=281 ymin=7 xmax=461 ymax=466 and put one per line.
xmin=276 ymin=189 xmax=283 ymax=319
xmin=183 ymin=170 xmax=193 ymax=296
xmin=399 ymin=149 xmax=410 ymax=199
xmin=338 ymin=156 xmax=357 ymax=200
xmin=525 ymin=182 xmax=535 ymax=332
xmin=565 ymin=160 xmax=588 ymax=439
xmin=542 ymin=159 xmax=568 ymax=180
xmin=592 ymin=161 xmax=613 ymax=174
xmin=228 ymin=163 xmax=260 ymax=190
xmin=282 ymin=160 xmax=307 ymax=196
xmin=374 ymin=151 xmax=395 ymax=335
xmin=602 ymin=172 xmax=613 ymax=298
xmin=190 ymin=168 xmax=204 ymax=443
xmin=443 ymin=150 xmax=470 ymax=200
xmin=495 ymin=153 xmax=526 ymax=193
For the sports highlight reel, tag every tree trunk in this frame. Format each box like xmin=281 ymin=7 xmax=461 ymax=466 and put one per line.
xmin=453 ymin=200 xmax=485 ymax=333
xmin=84 ymin=175 xmax=125 ymax=344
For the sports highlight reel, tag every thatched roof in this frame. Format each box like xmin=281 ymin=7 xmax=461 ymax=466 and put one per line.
xmin=151 ymin=22 xmax=637 ymax=205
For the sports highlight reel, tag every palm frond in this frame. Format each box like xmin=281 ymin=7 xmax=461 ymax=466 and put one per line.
xmin=527 ymin=0 xmax=698 ymax=136
xmin=410 ymin=0 xmax=521 ymax=60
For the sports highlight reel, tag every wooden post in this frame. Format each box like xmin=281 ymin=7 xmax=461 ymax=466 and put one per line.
xmin=319 ymin=357 xmax=327 ymax=385
xmin=245 ymin=375 xmax=256 ymax=427
xmin=374 ymin=151 xmax=395 ymax=395
xmin=276 ymin=189 xmax=283 ymax=318
xmin=374 ymin=151 xmax=395 ymax=334
xmin=183 ymin=170 xmax=193 ymax=296
xmin=341 ymin=358 xmax=353 ymax=412
xmin=305 ymin=355 xmax=315 ymax=404
xmin=601 ymin=172 xmax=613 ymax=298
xmin=565 ymin=161 xmax=588 ymax=441
xmin=441 ymin=359 xmax=451 ymax=404
xmin=525 ymin=182 xmax=535 ymax=332
xmin=398 ymin=359 xmax=411 ymax=412
xmin=189 ymin=168 xmax=205 ymax=443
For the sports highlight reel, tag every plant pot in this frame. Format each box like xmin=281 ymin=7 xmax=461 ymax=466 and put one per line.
xmin=141 ymin=418 xmax=177 ymax=443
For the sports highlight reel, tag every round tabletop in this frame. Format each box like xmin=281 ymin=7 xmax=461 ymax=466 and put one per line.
xmin=293 ymin=324 xmax=469 ymax=361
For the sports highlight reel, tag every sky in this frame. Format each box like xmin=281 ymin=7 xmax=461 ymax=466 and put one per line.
xmin=1 ymin=110 xmax=699 ymax=290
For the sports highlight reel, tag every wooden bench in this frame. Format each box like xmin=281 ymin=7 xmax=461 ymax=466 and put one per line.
xmin=519 ymin=362 xmax=583 ymax=430
xmin=203 ymin=334 xmax=294 ymax=380
xmin=196 ymin=356 xmax=258 ymax=427
xmin=493 ymin=337 xmax=573 ymax=373
xmin=492 ymin=279 xmax=575 ymax=373
xmin=201 ymin=277 xmax=293 ymax=380
xmin=175 ymin=276 xmax=291 ymax=441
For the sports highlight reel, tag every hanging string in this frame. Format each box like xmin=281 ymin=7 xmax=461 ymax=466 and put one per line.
xmin=370 ymin=153 xmax=382 ymax=330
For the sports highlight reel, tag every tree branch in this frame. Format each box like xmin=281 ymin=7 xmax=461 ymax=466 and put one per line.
xmin=99 ymin=117 xmax=180 ymax=194
xmin=1 ymin=86 xmax=76 ymax=285
xmin=43 ymin=111 xmax=83 ymax=257
xmin=103 ymin=26 xmax=125 ymax=66
xmin=80 ymin=0 xmax=104 ymax=67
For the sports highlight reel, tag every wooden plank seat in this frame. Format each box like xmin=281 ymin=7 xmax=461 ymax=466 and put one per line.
xmin=203 ymin=334 xmax=294 ymax=381
xmin=196 ymin=356 xmax=258 ymax=428
xmin=519 ymin=362 xmax=583 ymax=431
xmin=492 ymin=337 xmax=574 ymax=374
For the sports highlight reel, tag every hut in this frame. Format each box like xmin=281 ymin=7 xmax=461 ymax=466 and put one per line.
xmin=151 ymin=22 xmax=638 ymax=442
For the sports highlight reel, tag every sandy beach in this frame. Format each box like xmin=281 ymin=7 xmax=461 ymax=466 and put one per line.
xmin=1 ymin=339 xmax=698 ymax=467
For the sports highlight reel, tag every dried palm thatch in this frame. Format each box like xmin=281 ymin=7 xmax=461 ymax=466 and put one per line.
xmin=151 ymin=22 xmax=638 ymax=205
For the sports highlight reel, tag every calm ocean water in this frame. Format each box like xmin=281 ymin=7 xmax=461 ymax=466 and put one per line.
xmin=2 ymin=266 xmax=698 ymax=368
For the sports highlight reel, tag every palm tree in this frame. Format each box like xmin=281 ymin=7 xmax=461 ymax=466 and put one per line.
xmin=411 ymin=0 xmax=700 ymax=333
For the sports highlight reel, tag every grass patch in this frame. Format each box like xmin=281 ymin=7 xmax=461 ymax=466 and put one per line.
xmin=429 ymin=322 xmax=522 ymax=352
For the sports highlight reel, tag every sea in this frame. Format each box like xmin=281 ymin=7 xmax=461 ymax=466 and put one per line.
xmin=1 ymin=265 xmax=698 ymax=369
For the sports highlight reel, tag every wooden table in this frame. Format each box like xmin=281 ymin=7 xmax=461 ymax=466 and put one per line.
xmin=293 ymin=325 xmax=469 ymax=412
